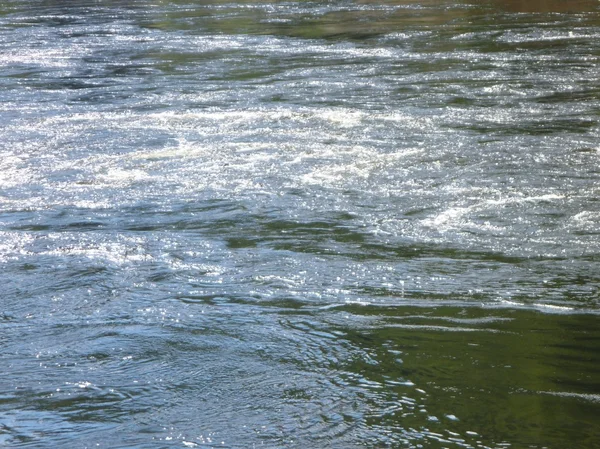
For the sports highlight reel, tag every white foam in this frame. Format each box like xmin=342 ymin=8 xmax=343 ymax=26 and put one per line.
xmin=424 ymin=206 xmax=471 ymax=228
xmin=539 ymin=391 xmax=600 ymax=403
xmin=0 ymin=48 xmax=75 ymax=68
xmin=317 ymin=109 xmax=364 ymax=128
xmin=485 ymin=194 xmax=564 ymax=207
xmin=533 ymin=303 xmax=574 ymax=311
xmin=97 ymin=168 xmax=151 ymax=185
xmin=383 ymin=324 xmax=500 ymax=333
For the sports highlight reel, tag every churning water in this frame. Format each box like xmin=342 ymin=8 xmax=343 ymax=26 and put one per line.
xmin=1 ymin=0 xmax=599 ymax=447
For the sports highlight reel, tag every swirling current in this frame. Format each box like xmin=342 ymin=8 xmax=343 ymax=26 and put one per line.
xmin=1 ymin=0 xmax=599 ymax=447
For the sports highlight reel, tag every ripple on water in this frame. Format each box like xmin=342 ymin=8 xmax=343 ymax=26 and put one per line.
xmin=2 ymin=0 xmax=600 ymax=447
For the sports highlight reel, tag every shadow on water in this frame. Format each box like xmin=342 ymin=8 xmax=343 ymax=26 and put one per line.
xmin=488 ymin=0 xmax=599 ymax=13
xmin=143 ymin=0 xmax=600 ymax=39
xmin=320 ymin=306 xmax=600 ymax=448
xmin=10 ymin=0 xmax=596 ymax=40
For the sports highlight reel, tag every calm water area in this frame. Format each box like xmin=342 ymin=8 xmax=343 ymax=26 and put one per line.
xmin=1 ymin=0 xmax=600 ymax=447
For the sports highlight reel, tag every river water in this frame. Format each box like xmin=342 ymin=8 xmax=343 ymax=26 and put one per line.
xmin=1 ymin=0 xmax=600 ymax=447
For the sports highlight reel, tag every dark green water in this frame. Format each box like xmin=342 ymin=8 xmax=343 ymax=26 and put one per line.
xmin=1 ymin=0 xmax=599 ymax=447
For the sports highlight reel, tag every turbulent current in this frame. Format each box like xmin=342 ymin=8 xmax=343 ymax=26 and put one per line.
xmin=1 ymin=0 xmax=599 ymax=447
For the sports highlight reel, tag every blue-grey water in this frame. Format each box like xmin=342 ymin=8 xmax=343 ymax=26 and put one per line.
xmin=1 ymin=0 xmax=600 ymax=447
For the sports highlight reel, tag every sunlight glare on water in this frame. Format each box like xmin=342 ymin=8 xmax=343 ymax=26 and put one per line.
xmin=1 ymin=0 xmax=600 ymax=447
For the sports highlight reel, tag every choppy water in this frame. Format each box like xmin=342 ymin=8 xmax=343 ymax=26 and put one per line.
xmin=1 ymin=0 xmax=600 ymax=447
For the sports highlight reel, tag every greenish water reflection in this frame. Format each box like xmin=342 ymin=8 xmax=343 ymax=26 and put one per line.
xmin=326 ymin=306 xmax=600 ymax=448
xmin=136 ymin=0 xmax=600 ymax=40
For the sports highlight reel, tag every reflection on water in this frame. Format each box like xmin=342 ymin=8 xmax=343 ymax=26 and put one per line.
xmin=491 ymin=0 xmax=599 ymax=13
xmin=1 ymin=0 xmax=599 ymax=447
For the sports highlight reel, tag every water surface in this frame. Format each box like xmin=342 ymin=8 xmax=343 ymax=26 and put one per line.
xmin=1 ymin=0 xmax=599 ymax=447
